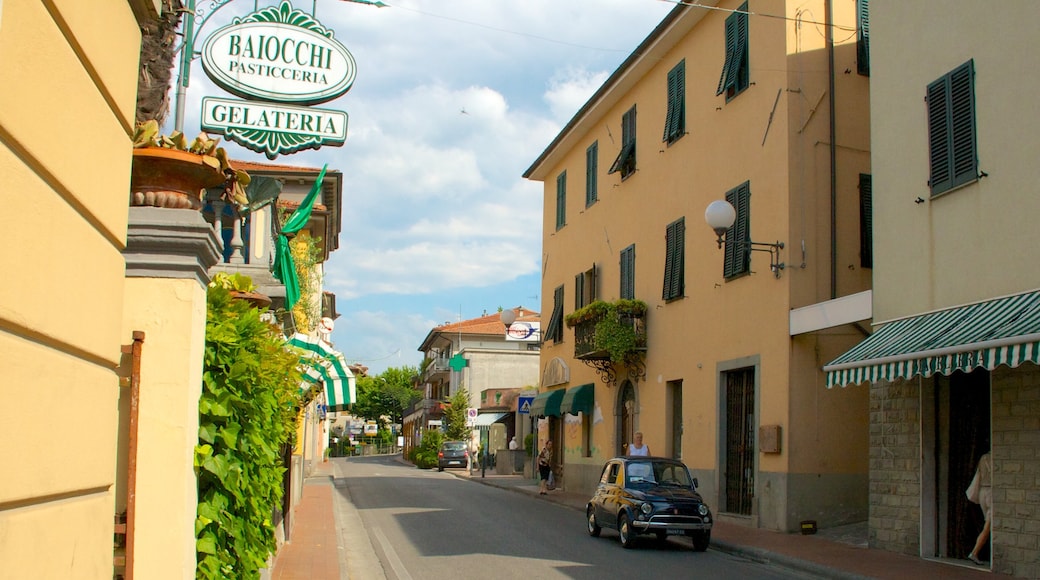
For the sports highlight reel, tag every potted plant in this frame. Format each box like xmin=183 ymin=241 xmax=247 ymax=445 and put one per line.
xmin=209 ymin=272 xmax=272 ymax=310
xmin=130 ymin=119 xmax=250 ymax=210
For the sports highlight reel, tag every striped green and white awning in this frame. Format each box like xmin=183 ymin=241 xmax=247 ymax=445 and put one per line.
xmin=824 ymin=290 xmax=1040 ymax=388
xmin=288 ymin=333 xmax=356 ymax=411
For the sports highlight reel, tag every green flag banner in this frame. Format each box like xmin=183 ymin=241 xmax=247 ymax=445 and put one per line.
xmin=272 ymin=164 xmax=327 ymax=310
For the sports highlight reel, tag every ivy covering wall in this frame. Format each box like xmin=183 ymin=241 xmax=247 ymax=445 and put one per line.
xmin=195 ymin=282 xmax=301 ymax=578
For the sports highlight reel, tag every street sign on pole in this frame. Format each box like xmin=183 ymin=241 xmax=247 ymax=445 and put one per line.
xmin=517 ymin=396 xmax=534 ymax=415
xmin=466 ymin=407 xmax=477 ymax=427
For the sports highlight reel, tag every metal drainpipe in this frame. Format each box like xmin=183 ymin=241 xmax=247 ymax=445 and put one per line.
xmin=826 ymin=0 xmax=838 ymax=299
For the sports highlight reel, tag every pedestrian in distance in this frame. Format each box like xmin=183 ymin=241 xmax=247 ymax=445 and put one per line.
xmin=626 ymin=431 xmax=651 ymax=456
xmin=538 ymin=440 xmax=553 ymax=494
xmin=966 ymin=450 xmax=992 ymax=565
xmin=508 ymin=436 xmax=519 ymax=450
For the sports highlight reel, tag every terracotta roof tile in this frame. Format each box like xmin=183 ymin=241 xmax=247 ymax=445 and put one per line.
xmin=433 ymin=308 xmax=540 ymax=335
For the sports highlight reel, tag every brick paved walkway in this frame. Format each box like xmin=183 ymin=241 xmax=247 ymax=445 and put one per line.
xmin=271 ymin=473 xmax=340 ymax=580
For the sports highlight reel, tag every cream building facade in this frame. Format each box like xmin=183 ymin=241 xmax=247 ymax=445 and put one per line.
xmin=826 ymin=1 xmax=1040 ymax=576
xmin=525 ymin=0 xmax=872 ymax=532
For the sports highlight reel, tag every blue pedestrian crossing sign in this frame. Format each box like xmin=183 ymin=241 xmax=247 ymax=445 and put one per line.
xmin=517 ymin=396 xmax=534 ymax=415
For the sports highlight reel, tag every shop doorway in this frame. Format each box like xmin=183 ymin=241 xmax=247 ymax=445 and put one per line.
xmin=723 ymin=367 xmax=756 ymax=516
xmin=617 ymin=380 xmax=636 ymax=456
xmin=922 ymin=370 xmax=991 ymax=560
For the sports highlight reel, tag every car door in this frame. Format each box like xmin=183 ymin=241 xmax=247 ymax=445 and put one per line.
xmin=594 ymin=461 xmax=622 ymax=529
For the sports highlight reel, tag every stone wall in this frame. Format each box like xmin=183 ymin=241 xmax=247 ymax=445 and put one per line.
xmin=991 ymin=366 xmax=1040 ymax=578
xmin=868 ymin=379 xmax=921 ymax=554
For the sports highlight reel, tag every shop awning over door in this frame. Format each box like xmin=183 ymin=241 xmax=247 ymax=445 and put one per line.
xmin=559 ymin=383 xmax=594 ymax=415
xmin=824 ymin=290 xmax=1040 ymax=388
xmin=529 ymin=389 xmax=565 ymax=417
xmin=473 ymin=412 xmax=507 ymax=428
xmin=289 ymin=333 xmax=357 ymax=411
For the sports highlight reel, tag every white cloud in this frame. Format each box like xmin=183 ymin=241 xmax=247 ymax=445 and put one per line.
xmin=544 ymin=67 xmax=612 ymax=122
xmin=187 ymin=0 xmax=674 ymax=373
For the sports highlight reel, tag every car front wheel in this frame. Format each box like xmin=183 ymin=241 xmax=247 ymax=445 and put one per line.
xmin=587 ymin=507 xmax=601 ymax=537
xmin=618 ymin=513 xmax=637 ymax=549
xmin=691 ymin=530 xmax=710 ymax=552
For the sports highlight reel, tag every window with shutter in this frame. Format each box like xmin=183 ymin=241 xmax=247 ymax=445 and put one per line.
xmin=663 ymin=218 xmax=685 ymax=301
xmin=859 ymin=174 xmax=872 ymax=269
xmin=556 ymin=170 xmax=567 ymax=230
xmin=608 ymin=106 xmax=638 ymax=179
xmin=856 ymin=0 xmax=870 ymax=76
xmin=576 ymin=265 xmax=597 ymax=309
xmin=927 ymin=60 xmax=977 ymax=196
xmin=723 ymin=182 xmax=751 ymax=279
xmin=716 ymin=2 xmax=749 ymax=101
xmin=620 ymin=244 xmax=636 ymax=300
xmin=586 ymin=142 xmax=598 ymax=207
xmin=545 ymin=285 xmax=565 ymax=344
xmin=663 ymin=60 xmax=686 ymax=144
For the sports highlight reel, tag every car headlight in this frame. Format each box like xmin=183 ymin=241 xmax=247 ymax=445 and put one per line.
xmin=698 ymin=504 xmax=709 ymax=516
xmin=640 ymin=502 xmax=653 ymax=515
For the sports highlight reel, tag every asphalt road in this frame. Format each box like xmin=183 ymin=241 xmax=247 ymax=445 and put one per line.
xmin=331 ymin=455 xmax=816 ymax=580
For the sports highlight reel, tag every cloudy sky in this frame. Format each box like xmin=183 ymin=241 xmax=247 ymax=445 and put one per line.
xmin=183 ymin=0 xmax=675 ymax=375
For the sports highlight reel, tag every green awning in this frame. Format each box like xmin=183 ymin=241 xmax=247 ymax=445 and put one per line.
xmin=560 ymin=383 xmax=594 ymax=415
xmin=288 ymin=332 xmax=356 ymax=411
xmin=529 ymin=389 xmax=565 ymax=417
xmin=825 ymin=290 xmax=1040 ymax=388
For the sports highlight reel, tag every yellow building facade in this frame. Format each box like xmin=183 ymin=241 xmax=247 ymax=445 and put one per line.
xmin=526 ymin=0 xmax=872 ymax=532
xmin=0 ymin=0 xmax=159 ymax=577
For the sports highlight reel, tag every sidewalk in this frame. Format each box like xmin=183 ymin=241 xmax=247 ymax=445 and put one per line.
xmin=271 ymin=456 xmax=996 ymax=579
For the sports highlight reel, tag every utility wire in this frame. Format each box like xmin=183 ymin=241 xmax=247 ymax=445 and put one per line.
xmin=657 ymin=0 xmax=858 ymax=33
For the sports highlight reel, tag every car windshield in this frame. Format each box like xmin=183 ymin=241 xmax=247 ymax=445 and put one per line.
xmin=442 ymin=442 xmax=466 ymax=451
xmin=626 ymin=460 xmax=693 ymax=487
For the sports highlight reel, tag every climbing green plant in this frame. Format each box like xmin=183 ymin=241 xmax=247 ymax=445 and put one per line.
xmin=196 ymin=282 xmax=301 ymax=579
xmin=288 ymin=232 xmax=322 ymax=332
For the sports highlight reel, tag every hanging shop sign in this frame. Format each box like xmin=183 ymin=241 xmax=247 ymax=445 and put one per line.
xmin=199 ymin=0 xmax=355 ymax=157
xmin=201 ymin=97 xmax=348 ymax=158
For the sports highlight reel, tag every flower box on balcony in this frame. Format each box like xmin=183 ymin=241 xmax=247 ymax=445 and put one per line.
xmin=566 ymin=299 xmax=647 ymax=363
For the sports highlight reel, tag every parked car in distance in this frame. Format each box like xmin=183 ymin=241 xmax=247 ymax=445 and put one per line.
xmin=586 ymin=456 xmax=713 ymax=551
xmin=438 ymin=441 xmax=469 ymax=471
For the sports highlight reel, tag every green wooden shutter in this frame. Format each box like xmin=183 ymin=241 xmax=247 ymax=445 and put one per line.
xmin=735 ymin=4 xmax=749 ymax=93
xmin=856 ymin=0 xmax=870 ymax=76
xmin=575 ymin=272 xmax=584 ymax=310
xmin=663 ymin=218 xmax=685 ymax=300
xmin=620 ymin=244 xmax=636 ymax=300
xmin=927 ymin=76 xmax=951 ymax=193
xmin=949 ymin=61 xmax=977 ymax=189
xmin=664 ymin=60 xmax=685 ymax=143
xmin=586 ymin=142 xmax=598 ymax=206
xmin=724 ymin=182 xmax=751 ymax=278
xmin=928 ymin=60 xmax=976 ymax=195
xmin=556 ymin=170 xmax=567 ymax=229
xmin=588 ymin=263 xmax=597 ymax=302
xmin=717 ymin=12 xmax=738 ymax=95
xmin=717 ymin=2 xmax=749 ymax=97
xmin=859 ymin=174 xmax=872 ymax=269
xmin=545 ymin=284 xmax=564 ymax=344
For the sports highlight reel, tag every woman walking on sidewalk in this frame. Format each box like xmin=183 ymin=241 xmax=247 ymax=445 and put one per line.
xmin=538 ymin=440 xmax=553 ymax=494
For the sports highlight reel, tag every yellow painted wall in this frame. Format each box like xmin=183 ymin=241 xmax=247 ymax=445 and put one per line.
xmin=120 ymin=276 xmax=208 ymax=578
xmin=0 ymin=0 xmax=144 ymax=576
xmin=532 ymin=0 xmax=869 ymax=528
xmin=871 ymin=0 xmax=1040 ymax=321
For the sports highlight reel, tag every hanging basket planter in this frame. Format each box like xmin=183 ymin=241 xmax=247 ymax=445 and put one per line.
xmin=129 ymin=147 xmax=225 ymax=210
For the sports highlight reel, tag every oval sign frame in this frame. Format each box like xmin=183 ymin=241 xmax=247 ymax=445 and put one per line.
xmin=201 ymin=2 xmax=356 ymax=105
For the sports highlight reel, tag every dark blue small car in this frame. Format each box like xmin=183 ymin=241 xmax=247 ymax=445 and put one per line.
xmin=586 ymin=456 xmax=713 ymax=551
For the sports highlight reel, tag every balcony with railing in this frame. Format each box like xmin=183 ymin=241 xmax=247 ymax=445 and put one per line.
xmin=567 ymin=300 xmax=648 ymax=384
